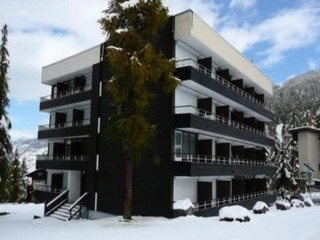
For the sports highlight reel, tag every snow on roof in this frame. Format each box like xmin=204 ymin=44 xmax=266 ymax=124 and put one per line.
xmin=290 ymin=126 xmax=320 ymax=134
xmin=173 ymin=199 xmax=194 ymax=210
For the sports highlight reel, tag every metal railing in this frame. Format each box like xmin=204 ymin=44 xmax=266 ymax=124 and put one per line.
xmin=38 ymin=119 xmax=90 ymax=131
xmin=68 ymin=192 xmax=88 ymax=220
xmin=36 ymin=154 xmax=89 ymax=161
xmin=174 ymin=154 xmax=275 ymax=167
xmin=44 ymin=189 xmax=69 ymax=216
xmin=175 ymin=59 xmax=267 ymax=109
xmin=40 ymin=85 xmax=91 ymax=102
xmin=34 ymin=184 xmax=67 ymax=193
xmin=193 ymin=190 xmax=274 ymax=211
xmin=175 ymin=105 xmax=269 ymax=137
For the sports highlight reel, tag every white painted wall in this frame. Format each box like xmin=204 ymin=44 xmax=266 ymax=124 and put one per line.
xmin=298 ymin=131 xmax=320 ymax=179
xmin=175 ymin=87 xmax=197 ymax=108
xmin=42 ymin=45 xmax=101 ymax=84
xmin=68 ymin=171 xmax=81 ymax=202
xmin=175 ymin=43 xmax=197 ymax=61
xmin=173 ymin=177 xmax=198 ymax=202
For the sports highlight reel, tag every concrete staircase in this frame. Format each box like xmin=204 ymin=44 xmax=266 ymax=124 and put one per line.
xmin=50 ymin=203 xmax=80 ymax=221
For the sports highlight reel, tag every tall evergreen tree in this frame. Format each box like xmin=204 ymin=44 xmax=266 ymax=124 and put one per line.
xmin=99 ymin=0 xmax=178 ymax=220
xmin=9 ymin=150 xmax=21 ymax=202
xmin=0 ymin=24 xmax=12 ymax=202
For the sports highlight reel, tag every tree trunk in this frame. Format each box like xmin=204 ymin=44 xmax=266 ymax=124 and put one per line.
xmin=123 ymin=156 xmax=133 ymax=220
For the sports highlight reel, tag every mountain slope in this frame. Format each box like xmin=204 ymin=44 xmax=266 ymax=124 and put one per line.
xmin=13 ymin=138 xmax=47 ymax=172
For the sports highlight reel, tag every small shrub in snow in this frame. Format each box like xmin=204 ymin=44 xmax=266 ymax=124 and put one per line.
xmin=219 ymin=205 xmax=251 ymax=222
xmin=253 ymin=201 xmax=269 ymax=214
xmin=291 ymin=199 xmax=305 ymax=208
xmin=275 ymin=200 xmax=291 ymax=210
xmin=173 ymin=199 xmax=194 ymax=217
xmin=304 ymin=197 xmax=314 ymax=207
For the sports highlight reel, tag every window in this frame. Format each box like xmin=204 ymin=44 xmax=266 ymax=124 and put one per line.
xmin=174 ymin=131 xmax=182 ymax=159
xmin=174 ymin=130 xmax=197 ymax=160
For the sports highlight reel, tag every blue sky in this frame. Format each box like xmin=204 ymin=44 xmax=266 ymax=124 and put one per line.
xmin=1 ymin=0 xmax=320 ymax=140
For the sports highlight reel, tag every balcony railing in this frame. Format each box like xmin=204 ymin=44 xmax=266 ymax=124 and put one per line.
xmin=37 ymin=154 xmax=89 ymax=161
xmin=40 ymin=85 xmax=91 ymax=102
xmin=34 ymin=184 xmax=67 ymax=193
xmin=192 ymin=190 xmax=274 ymax=211
xmin=38 ymin=119 xmax=90 ymax=131
xmin=175 ymin=105 xmax=269 ymax=137
xmin=176 ymin=59 xmax=267 ymax=109
xmin=174 ymin=154 xmax=275 ymax=167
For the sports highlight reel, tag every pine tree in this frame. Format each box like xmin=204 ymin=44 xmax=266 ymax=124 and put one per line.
xmin=99 ymin=0 xmax=178 ymax=220
xmin=274 ymin=125 xmax=299 ymax=190
xmin=0 ymin=24 xmax=12 ymax=202
xmin=9 ymin=150 xmax=21 ymax=202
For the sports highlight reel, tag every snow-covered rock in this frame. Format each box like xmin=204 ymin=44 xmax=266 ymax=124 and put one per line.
xmin=253 ymin=201 xmax=269 ymax=214
xmin=304 ymin=197 xmax=314 ymax=207
xmin=275 ymin=200 xmax=291 ymax=210
xmin=219 ymin=205 xmax=251 ymax=222
xmin=291 ymin=199 xmax=305 ymax=208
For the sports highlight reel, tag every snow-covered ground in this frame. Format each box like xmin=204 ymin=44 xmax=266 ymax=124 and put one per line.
xmin=1 ymin=203 xmax=320 ymax=240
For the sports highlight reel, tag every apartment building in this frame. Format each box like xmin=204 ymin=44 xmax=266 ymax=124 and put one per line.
xmin=34 ymin=10 xmax=276 ymax=218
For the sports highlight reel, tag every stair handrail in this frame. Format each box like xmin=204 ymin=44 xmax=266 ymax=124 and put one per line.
xmin=44 ymin=189 xmax=69 ymax=216
xmin=68 ymin=192 xmax=88 ymax=220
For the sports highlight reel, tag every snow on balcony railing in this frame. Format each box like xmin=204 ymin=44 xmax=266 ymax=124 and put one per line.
xmin=192 ymin=190 xmax=275 ymax=211
xmin=36 ymin=154 xmax=89 ymax=161
xmin=38 ymin=119 xmax=90 ymax=131
xmin=40 ymin=85 xmax=92 ymax=102
xmin=175 ymin=59 xmax=268 ymax=109
xmin=175 ymin=105 xmax=269 ymax=138
xmin=173 ymin=154 xmax=275 ymax=167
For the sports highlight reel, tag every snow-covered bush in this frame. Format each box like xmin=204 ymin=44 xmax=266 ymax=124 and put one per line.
xmin=219 ymin=205 xmax=251 ymax=222
xmin=253 ymin=201 xmax=269 ymax=214
xmin=291 ymin=199 xmax=305 ymax=208
xmin=173 ymin=199 xmax=194 ymax=217
xmin=275 ymin=200 xmax=291 ymax=210
xmin=304 ymin=197 xmax=314 ymax=207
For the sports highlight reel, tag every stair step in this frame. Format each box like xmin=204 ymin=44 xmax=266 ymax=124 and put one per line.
xmin=49 ymin=202 xmax=85 ymax=221
xmin=61 ymin=205 xmax=80 ymax=211
xmin=50 ymin=214 xmax=68 ymax=221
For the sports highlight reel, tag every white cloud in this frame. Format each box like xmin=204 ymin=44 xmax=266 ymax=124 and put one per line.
xmin=308 ymin=59 xmax=318 ymax=70
xmin=220 ymin=0 xmax=320 ymax=68
xmin=163 ymin=0 xmax=221 ymax=28
xmin=1 ymin=0 xmax=108 ymax=101
xmin=229 ymin=0 xmax=256 ymax=11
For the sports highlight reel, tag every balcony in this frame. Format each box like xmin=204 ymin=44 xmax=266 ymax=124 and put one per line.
xmin=36 ymin=154 xmax=89 ymax=171
xmin=38 ymin=119 xmax=91 ymax=139
xmin=174 ymin=154 xmax=276 ymax=177
xmin=40 ymin=85 xmax=92 ymax=111
xmin=174 ymin=105 xmax=274 ymax=147
xmin=175 ymin=59 xmax=274 ymax=120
